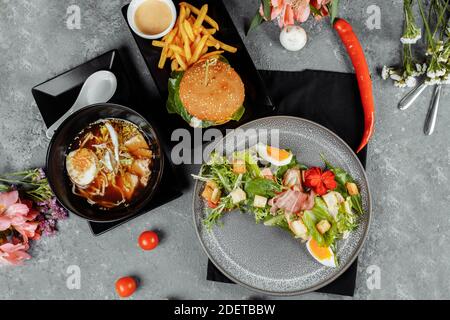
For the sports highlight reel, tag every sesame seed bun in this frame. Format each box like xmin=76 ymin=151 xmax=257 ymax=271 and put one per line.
xmin=179 ymin=59 xmax=245 ymax=123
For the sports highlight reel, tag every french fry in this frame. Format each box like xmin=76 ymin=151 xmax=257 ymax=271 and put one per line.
xmin=180 ymin=2 xmax=219 ymax=30
xmin=180 ymin=23 xmax=192 ymax=61
xmin=194 ymin=4 xmax=208 ymax=28
xmin=206 ymin=39 xmax=220 ymax=49
xmin=171 ymin=59 xmax=179 ymax=71
xmin=169 ymin=44 xmax=185 ymax=56
xmin=179 ymin=5 xmax=186 ymax=25
xmin=152 ymin=2 xmax=236 ymax=70
xmin=152 ymin=40 xmax=165 ymax=47
xmin=165 ymin=27 xmax=178 ymax=44
xmin=198 ymin=50 xmax=224 ymax=61
xmin=191 ymin=35 xmax=209 ymax=64
xmin=183 ymin=20 xmax=195 ymax=42
xmin=218 ymin=41 xmax=237 ymax=53
xmin=158 ymin=45 xmax=168 ymax=69
xmin=174 ymin=53 xmax=187 ymax=70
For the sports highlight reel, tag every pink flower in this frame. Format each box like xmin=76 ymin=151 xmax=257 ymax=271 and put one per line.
xmin=310 ymin=0 xmax=331 ymax=19
xmin=260 ymin=0 xmax=312 ymax=28
xmin=0 ymin=242 xmax=31 ymax=265
xmin=0 ymin=191 xmax=39 ymax=242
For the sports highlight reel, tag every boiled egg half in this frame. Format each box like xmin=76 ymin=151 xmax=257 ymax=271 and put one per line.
xmin=66 ymin=148 xmax=98 ymax=187
xmin=306 ymin=238 xmax=337 ymax=268
xmin=256 ymin=143 xmax=293 ymax=166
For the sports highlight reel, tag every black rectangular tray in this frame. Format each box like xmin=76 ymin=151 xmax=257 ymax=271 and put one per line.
xmin=32 ymin=50 xmax=183 ymax=235
xmin=122 ymin=0 xmax=274 ymax=131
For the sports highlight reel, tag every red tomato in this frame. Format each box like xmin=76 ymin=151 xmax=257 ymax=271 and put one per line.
xmin=138 ymin=231 xmax=159 ymax=251
xmin=115 ymin=276 xmax=137 ymax=298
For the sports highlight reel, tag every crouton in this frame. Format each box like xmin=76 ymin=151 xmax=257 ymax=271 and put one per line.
xmin=316 ymin=220 xmax=331 ymax=234
xmin=230 ymin=188 xmax=246 ymax=204
xmin=210 ymin=188 xmax=221 ymax=204
xmin=232 ymin=158 xmax=246 ymax=174
xmin=346 ymin=182 xmax=359 ymax=196
xmin=253 ymin=195 xmax=268 ymax=208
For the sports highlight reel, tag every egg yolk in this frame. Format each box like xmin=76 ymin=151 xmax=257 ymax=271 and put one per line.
xmin=310 ymin=238 xmax=332 ymax=260
xmin=266 ymin=146 xmax=291 ymax=161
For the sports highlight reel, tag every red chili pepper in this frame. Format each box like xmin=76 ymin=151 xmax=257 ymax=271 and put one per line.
xmin=333 ymin=18 xmax=375 ymax=153
xmin=304 ymin=167 xmax=337 ymax=196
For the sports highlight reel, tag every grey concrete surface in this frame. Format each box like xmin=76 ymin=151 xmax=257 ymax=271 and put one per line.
xmin=0 ymin=0 xmax=449 ymax=300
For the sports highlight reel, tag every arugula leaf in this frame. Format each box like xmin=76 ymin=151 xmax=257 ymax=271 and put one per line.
xmin=244 ymin=178 xmax=281 ymax=198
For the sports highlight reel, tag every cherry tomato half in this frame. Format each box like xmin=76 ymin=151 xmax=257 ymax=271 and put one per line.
xmin=115 ymin=276 xmax=137 ymax=298
xmin=138 ymin=230 xmax=159 ymax=251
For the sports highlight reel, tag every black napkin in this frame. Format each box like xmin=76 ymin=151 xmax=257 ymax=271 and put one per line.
xmin=207 ymin=69 xmax=367 ymax=297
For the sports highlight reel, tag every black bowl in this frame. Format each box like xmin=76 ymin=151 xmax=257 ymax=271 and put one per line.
xmin=46 ymin=103 xmax=164 ymax=222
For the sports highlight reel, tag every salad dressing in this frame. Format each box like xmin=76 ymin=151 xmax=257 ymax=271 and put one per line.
xmin=135 ymin=0 xmax=172 ymax=35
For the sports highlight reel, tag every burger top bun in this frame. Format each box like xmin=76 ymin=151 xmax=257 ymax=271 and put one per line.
xmin=179 ymin=59 xmax=245 ymax=123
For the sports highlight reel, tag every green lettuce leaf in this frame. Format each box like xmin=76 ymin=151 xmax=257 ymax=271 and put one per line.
xmin=264 ymin=214 xmax=291 ymax=233
xmin=244 ymin=178 xmax=282 ymax=198
xmin=321 ymin=155 xmax=364 ymax=215
xmin=302 ymin=197 xmax=338 ymax=247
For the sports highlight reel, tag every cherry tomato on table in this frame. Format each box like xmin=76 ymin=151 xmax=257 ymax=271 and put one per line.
xmin=138 ymin=230 xmax=159 ymax=251
xmin=115 ymin=276 xmax=137 ymax=298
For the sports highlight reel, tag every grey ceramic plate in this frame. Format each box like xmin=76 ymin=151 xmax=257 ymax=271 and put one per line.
xmin=193 ymin=116 xmax=371 ymax=295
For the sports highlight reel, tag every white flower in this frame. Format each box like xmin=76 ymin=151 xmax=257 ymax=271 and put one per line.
xmin=381 ymin=66 xmax=392 ymax=80
xmin=390 ymin=73 xmax=402 ymax=81
xmin=427 ymin=69 xmax=446 ymax=79
xmin=400 ymin=33 xmax=422 ymax=44
xmin=405 ymin=76 xmax=417 ymax=87
xmin=438 ymin=55 xmax=448 ymax=63
xmin=394 ymin=80 xmax=407 ymax=88
xmin=415 ymin=63 xmax=427 ymax=74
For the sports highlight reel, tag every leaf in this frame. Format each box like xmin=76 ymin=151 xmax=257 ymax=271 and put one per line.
xmin=303 ymin=198 xmax=338 ymax=247
xmin=264 ymin=214 xmax=291 ymax=232
xmin=329 ymin=0 xmax=340 ymax=24
xmin=230 ymin=105 xmax=245 ymax=121
xmin=247 ymin=10 xmax=264 ymax=35
xmin=262 ymin=0 xmax=271 ymax=20
xmin=244 ymin=178 xmax=282 ymax=198
xmin=166 ymin=71 xmax=192 ymax=125
xmin=350 ymin=194 xmax=363 ymax=215
xmin=309 ymin=4 xmax=322 ymax=16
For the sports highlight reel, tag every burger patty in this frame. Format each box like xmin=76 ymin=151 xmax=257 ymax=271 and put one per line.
xmin=179 ymin=60 xmax=245 ymax=123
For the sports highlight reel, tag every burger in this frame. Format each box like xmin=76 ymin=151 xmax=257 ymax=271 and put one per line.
xmin=166 ymin=58 xmax=245 ymax=128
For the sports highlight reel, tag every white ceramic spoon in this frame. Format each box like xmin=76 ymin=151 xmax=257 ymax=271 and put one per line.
xmin=46 ymin=70 xmax=117 ymax=139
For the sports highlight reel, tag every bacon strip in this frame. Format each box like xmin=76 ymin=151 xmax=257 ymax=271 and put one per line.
xmin=269 ymin=189 xmax=315 ymax=214
xmin=283 ymin=168 xmax=303 ymax=191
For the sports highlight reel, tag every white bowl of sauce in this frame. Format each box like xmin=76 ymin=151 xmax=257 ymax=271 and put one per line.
xmin=127 ymin=0 xmax=176 ymax=39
